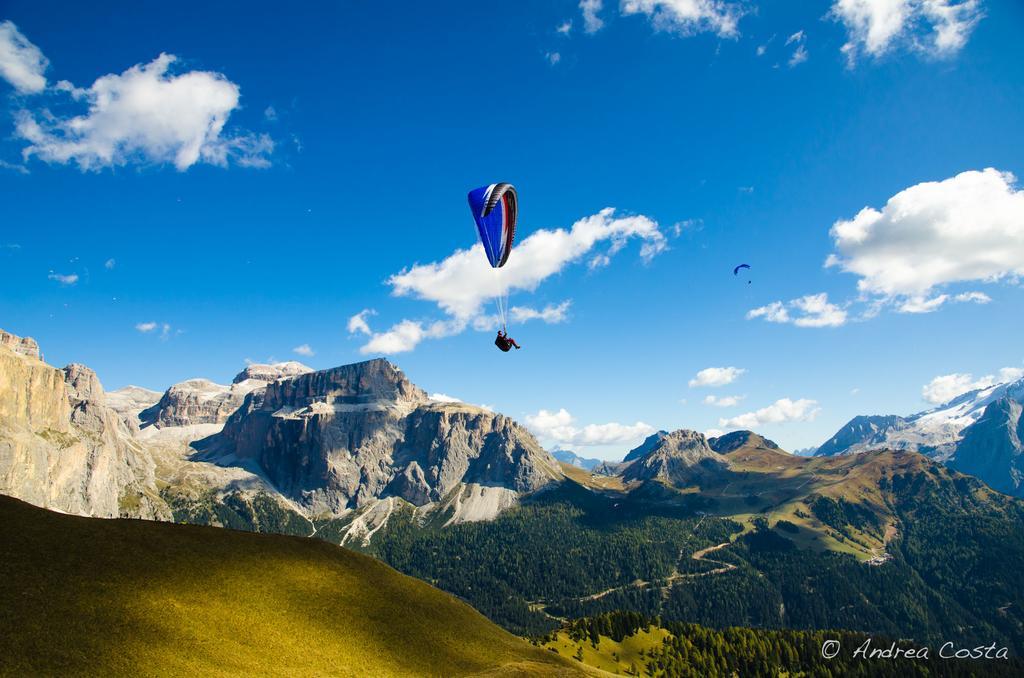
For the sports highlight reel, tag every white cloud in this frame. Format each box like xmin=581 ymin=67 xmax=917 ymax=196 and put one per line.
xmin=347 ymin=309 xmax=377 ymax=336
xmin=788 ymin=44 xmax=809 ymax=67
xmin=923 ymin=0 xmax=982 ymax=53
xmin=0 ymin=158 xmax=29 ymax=174
xmin=557 ymin=20 xmax=573 ymax=35
xmin=756 ymin=33 xmax=775 ymax=57
xmin=897 ymin=294 xmax=948 ymax=313
xmin=362 ymin=208 xmax=666 ymax=353
xmin=525 ymin=408 xmax=655 ymax=448
xmin=47 ymin=272 xmax=78 ymax=285
xmin=704 ymin=394 xmax=744 ymax=407
xmin=580 ymin=0 xmax=605 ymax=33
xmin=104 ymin=258 xmax=116 ymax=270
xmin=747 ymin=293 xmax=847 ymax=328
xmin=15 ymin=53 xmax=271 ymax=171
xmin=510 ymin=301 xmax=571 ymax=324
xmin=136 ymin=321 xmax=172 ymax=339
xmin=429 ymin=393 xmax=462 ymax=403
xmin=0 ymin=21 xmax=47 ymax=94
xmin=545 ymin=51 xmax=562 ymax=65
xmin=786 ymin=30 xmax=805 ymax=45
xmin=831 ymin=0 xmax=982 ymax=66
xmin=922 ymin=367 xmax=1024 ymax=404
xmin=897 ymin=290 xmax=991 ymax=314
xmin=827 ymin=169 xmax=1024 ymax=306
xmin=359 ymin=319 xmax=455 ymax=355
xmin=689 ymin=366 xmax=745 ymax=388
xmin=954 ymin=291 xmax=990 ymax=304
xmin=388 ymin=208 xmax=664 ymax=321
xmin=720 ymin=398 xmax=820 ymax=429
xmin=292 ymin=344 xmax=315 ymax=357
xmin=704 ymin=428 xmax=725 ymax=438
xmin=263 ymin=105 xmax=277 ymax=121
xmin=620 ymin=0 xmax=741 ymax=37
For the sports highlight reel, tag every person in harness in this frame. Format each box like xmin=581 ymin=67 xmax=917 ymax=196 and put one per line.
xmin=495 ymin=329 xmax=521 ymax=352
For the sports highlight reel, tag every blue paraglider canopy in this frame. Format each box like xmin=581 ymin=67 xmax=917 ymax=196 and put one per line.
xmin=733 ymin=263 xmax=751 ymax=275
xmin=468 ymin=183 xmax=518 ymax=268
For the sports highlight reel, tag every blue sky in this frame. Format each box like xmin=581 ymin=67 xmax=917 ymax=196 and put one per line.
xmin=2 ymin=1 xmax=1022 ymax=458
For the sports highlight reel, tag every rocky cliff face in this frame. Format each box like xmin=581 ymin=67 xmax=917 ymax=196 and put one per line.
xmin=1 ymin=332 xmax=559 ymax=530
xmin=233 ymin=361 xmax=312 ymax=384
xmin=951 ymin=398 xmax=1024 ymax=497
xmin=0 ymin=328 xmax=42 ymax=361
xmin=140 ymin=362 xmax=312 ymax=429
xmin=0 ymin=331 xmax=167 ymax=519
xmin=621 ymin=429 xmax=726 ymax=485
xmin=814 ymin=415 xmax=911 ymax=457
xmin=623 ymin=431 xmax=669 ymax=462
xmin=208 ymin=359 xmax=561 ymax=514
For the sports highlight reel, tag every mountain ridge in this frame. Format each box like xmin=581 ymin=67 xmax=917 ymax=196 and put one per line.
xmin=816 ymin=375 xmax=1024 ymax=496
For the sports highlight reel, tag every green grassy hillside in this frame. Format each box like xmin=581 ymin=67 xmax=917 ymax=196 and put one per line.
xmin=0 ymin=495 xmax=585 ymax=677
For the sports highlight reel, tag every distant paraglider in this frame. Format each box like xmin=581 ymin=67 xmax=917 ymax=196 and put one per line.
xmin=733 ymin=263 xmax=752 ymax=284
xmin=467 ymin=183 xmax=522 ymax=351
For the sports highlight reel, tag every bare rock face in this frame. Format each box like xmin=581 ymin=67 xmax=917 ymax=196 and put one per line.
xmin=951 ymin=398 xmax=1024 ymax=497
xmin=623 ymin=431 xmax=670 ymax=462
xmin=622 ymin=429 xmax=726 ymax=485
xmin=0 ymin=331 xmax=69 ymax=431
xmin=0 ymin=328 xmax=42 ymax=361
xmin=233 ymin=361 xmax=312 ymax=384
xmin=141 ymin=379 xmax=238 ymax=428
xmin=142 ymin=362 xmax=313 ymax=429
xmin=0 ymin=331 xmax=167 ymax=520
xmin=63 ymin=363 xmax=108 ymax=432
xmin=210 ymin=359 xmax=561 ymax=514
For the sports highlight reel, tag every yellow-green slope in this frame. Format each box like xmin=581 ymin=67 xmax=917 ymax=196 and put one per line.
xmin=0 ymin=495 xmax=585 ymax=677
xmin=544 ymin=628 xmax=669 ymax=676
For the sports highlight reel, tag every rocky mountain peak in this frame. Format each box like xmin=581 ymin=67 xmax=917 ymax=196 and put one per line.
xmin=141 ymin=378 xmax=237 ymax=428
xmin=0 ymin=328 xmax=42 ymax=361
xmin=622 ymin=429 xmax=725 ymax=484
xmin=814 ymin=415 xmax=909 ymax=457
xmin=709 ymin=430 xmax=780 ymax=454
xmin=259 ymin=358 xmax=428 ymax=411
xmin=232 ymin=361 xmax=312 ymax=385
xmin=63 ymin=363 xmax=105 ymax=406
xmin=209 ymin=358 xmax=558 ymax=515
xmin=623 ymin=430 xmax=670 ymax=462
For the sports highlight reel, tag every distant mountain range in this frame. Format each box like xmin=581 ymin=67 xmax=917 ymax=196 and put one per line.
xmin=815 ymin=375 xmax=1024 ymax=496
xmin=0 ymin=327 xmax=561 ymax=537
xmin=551 ymin=449 xmax=603 ymax=471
